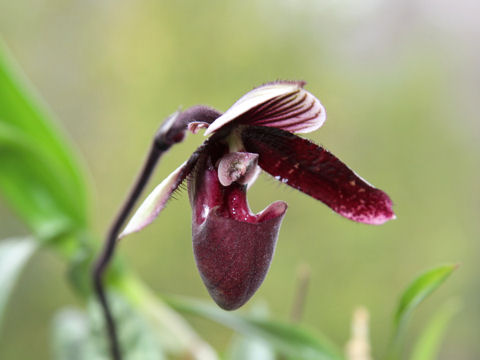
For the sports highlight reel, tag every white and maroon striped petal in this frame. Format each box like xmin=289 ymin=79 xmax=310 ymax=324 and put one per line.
xmin=119 ymin=162 xmax=190 ymax=239
xmin=242 ymin=126 xmax=395 ymax=225
xmin=204 ymin=81 xmax=325 ymax=135
xmin=119 ymin=145 xmax=205 ymax=238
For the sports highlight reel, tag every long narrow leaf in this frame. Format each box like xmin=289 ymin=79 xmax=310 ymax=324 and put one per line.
xmin=409 ymin=299 xmax=459 ymax=360
xmin=0 ymin=237 xmax=37 ymax=330
xmin=165 ymin=296 xmax=344 ymax=360
xmin=394 ymin=264 xmax=457 ymax=329
xmin=0 ymin=39 xmax=88 ymax=239
xmin=387 ymin=264 xmax=457 ymax=360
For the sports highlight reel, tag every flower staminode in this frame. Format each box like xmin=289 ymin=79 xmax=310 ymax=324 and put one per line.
xmin=120 ymin=81 xmax=395 ymax=310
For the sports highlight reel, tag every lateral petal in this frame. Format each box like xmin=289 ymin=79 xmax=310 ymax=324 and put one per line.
xmin=204 ymin=81 xmax=325 ymax=135
xmin=119 ymin=145 xmax=205 ymax=238
xmin=242 ymin=126 xmax=395 ymax=225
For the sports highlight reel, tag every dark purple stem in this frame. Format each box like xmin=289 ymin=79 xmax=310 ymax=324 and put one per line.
xmin=92 ymin=141 xmax=167 ymax=360
xmin=91 ymin=106 xmax=221 ymax=360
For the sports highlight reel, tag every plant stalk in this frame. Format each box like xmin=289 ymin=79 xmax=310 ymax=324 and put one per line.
xmin=91 ymin=106 xmax=220 ymax=360
xmin=92 ymin=141 xmax=167 ymax=360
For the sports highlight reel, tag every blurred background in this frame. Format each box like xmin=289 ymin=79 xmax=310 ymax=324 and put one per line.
xmin=0 ymin=0 xmax=479 ymax=359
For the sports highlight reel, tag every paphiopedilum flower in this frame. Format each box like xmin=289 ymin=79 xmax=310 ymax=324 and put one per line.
xmin=121 ymin=81 xmax=395 ymax=310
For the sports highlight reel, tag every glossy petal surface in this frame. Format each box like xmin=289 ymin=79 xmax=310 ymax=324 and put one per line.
xmin=190 ymin=158 xmax=287 ymax=310
xmin=242 ymin=126 xmax=395 ymax=225
xmin=193 ymin=203 xmax=286 ymax=310
xmin=205 ymin=81 xmax=325 ymax=135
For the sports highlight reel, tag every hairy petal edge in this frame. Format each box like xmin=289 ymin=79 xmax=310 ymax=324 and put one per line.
xmin=242 ymin=126 xmax=395 ymax=225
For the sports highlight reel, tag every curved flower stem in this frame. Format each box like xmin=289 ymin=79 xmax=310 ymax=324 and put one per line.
xmin=92 ymin=107 xmax=221 ymax=360
xmin=92 ymin=120 xmax=184 ymax=359
xmin=92 ymin=140 xmax=167 ymax=360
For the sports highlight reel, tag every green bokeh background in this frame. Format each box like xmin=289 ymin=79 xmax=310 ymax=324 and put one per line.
xmin=0 ymin=1 xmax=478 ymax=359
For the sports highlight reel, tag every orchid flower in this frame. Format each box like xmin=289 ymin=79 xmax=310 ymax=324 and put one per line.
xmin=120 ymin=81 xmax=395 ymax=310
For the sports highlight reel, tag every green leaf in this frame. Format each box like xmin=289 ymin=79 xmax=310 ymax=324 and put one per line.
xmin=409 ymin=299 xmax=459 ymax=360
xmin=165 ymin=296 xmax=344 ymax=360
xmin=53 ymin=299 xmax=171 ymax=360
xmin=0 ymin=237 xmax=38 ymax=331
xmin=51 ymin=308 xmax=103 ymax=360
xmin=88 ymin=292 xmax=166 ymax=360
xmin=394 ymin=264 xmax=457 ymax=329
xmin=227 ymin=335 xmax=276 ymax=360
xmin=0 ymin=39 xmax=88 ymax=240
xmin=388 ymin=263 xmax=457 ymax=360
xmin=226 ymin=303 xmax=275 ymax=360
xmin=119 ymin=275 xmax=218 ymax=360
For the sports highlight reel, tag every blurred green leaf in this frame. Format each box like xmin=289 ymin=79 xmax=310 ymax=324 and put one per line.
xmin=394 ymin=264 xmax=457 ymax=329
xmin=165 ymin=296 xmax=344 ymax=360
xmin=409 ymin=299 xmax=459 ymax=360
xmin=388 ymin=264 xmax=457 ymax=360
xmin=120 ymin=275 xmax=218 ymax=360
xmin=0 ymin=237 xmax=38 ymax=331
xmin=88 ymin=292 xmax=166 ymax=360
xmin=227 ymin=335 xmax=276 ymax=360
xmin=52 ymin=308 xmax=103 ymax=360
xmin=226 ymin=302 xmax=275 ymax=360
xmin=0 ymin=40 xmax=88 ymax=240
xmin=53 ymin=299 xmax=171 ymax=360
